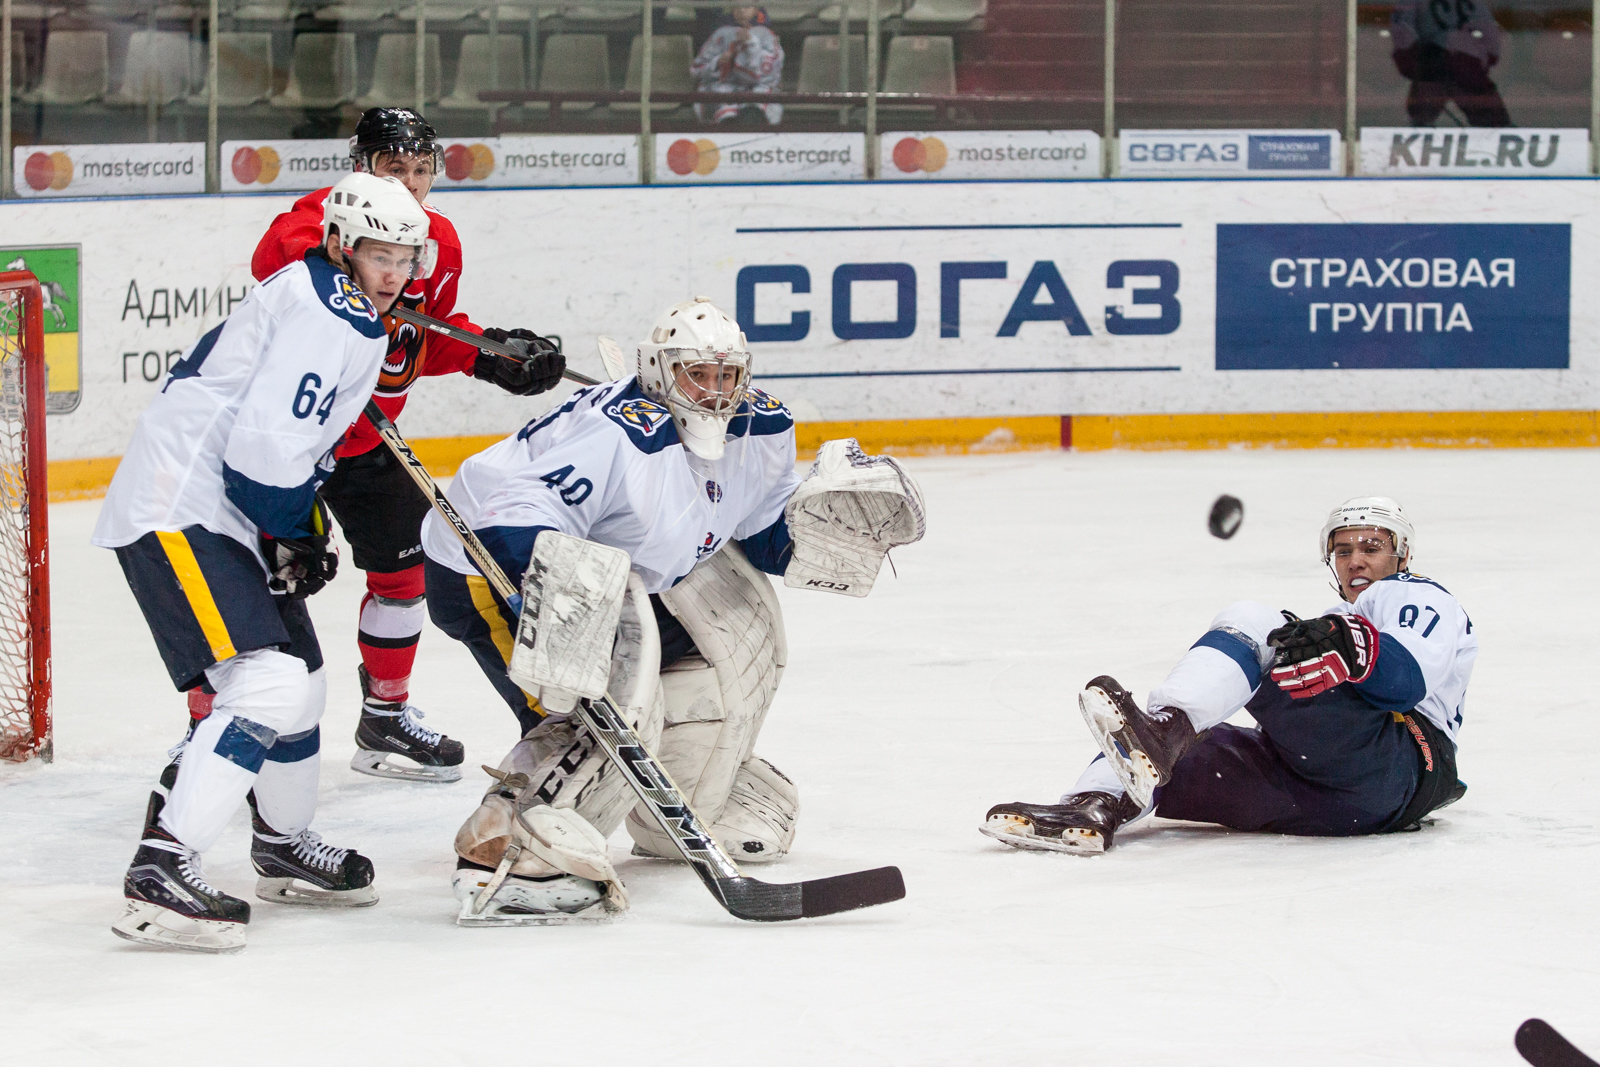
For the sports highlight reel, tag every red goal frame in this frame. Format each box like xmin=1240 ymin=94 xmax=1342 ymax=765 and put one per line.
xmin=0 ymin=270 xmax=52 ymax=762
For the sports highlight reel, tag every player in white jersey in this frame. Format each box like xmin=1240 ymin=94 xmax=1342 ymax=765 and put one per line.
xmin=984 ymin=497 xmax=1475 ymax=854
xmin=93 ymin=173 xmax=430 ymax=953
xmin=422 ymin=297 xmax=926 ymax=923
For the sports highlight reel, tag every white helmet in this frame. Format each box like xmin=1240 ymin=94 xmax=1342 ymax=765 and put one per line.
xmin=322 ymin=173 xmax=431 ymax=268
xmin=1320 ymin=496 xmax=1415 ymax=567
xmin=636 ymin=296 xmax=751 ymax=460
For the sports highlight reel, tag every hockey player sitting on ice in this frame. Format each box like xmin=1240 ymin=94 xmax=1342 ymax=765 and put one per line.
xmin=983 ymin=497 xmax=1474 ymax=855
xmin=420 ymin=297 xmax=926 ymax=924
xmin=93 ymin=173 xmax=430 ymax=953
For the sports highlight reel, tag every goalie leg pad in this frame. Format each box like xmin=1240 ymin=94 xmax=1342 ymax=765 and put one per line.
xmin=711 ymin=756 xmax=800 ymax=862
xmin=782 ymin=438 xmax=927 ymax=598
xmin=508 ymin=531 xmax=631 ymax=716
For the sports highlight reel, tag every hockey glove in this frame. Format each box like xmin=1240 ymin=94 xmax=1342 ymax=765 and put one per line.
xmin=475 ymin=328 xmax=566 ymax=396
xmin=260 ymin=497 xmax=339 ymax=599
xmin=1266 ymin=612 xmax=1380 ymax=699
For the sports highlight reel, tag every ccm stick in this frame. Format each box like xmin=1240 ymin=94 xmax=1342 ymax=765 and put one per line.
xmin=362 ymin=395 xmax=906 ymax=921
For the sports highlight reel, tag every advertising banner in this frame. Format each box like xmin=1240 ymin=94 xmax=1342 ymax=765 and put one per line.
xmin=654 ymin=132 xmax=860 ymax=183
xmin=1120 ymin=130 xmax=1341 ymax=177
xmin=0 ymin=244 xmax=83 ymax=411
xmin=12 ymin=143 xmax=205 ymax=198
xmin=1216 ymin=223 xmax=1569 ymax=370
xmin=223 ymin=135 xmax=639 ymax=193
xmin=880 ymin=130 xmax=1101 ymax=180
xmin=1359 ymin=127 xmax=1589 ymax=176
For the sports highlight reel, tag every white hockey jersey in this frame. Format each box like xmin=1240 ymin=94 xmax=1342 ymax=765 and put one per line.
xmin=92 ymin=252 xmax=389 ymax=564
xmin=1335 ymin=572 xmax=1477 ymax=744
xmin=422 ymin=377 xmax=801 ymax=593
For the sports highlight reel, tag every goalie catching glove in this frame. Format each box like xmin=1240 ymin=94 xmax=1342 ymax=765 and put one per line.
xmin=474 ymin=327 xmax=566 ymax=396
xmin=1267 ymin=611 xmax=1379 ymax=699
xmin=783 ymin=438 xmax=926 ymax=597
xmin=260 ymin=496 xmax=338 ymax=599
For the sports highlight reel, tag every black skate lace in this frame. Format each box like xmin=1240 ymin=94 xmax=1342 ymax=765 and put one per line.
xmin=286 ymin=830 xmax=350 ymax=872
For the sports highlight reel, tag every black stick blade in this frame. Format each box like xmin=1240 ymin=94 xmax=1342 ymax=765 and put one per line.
xmin=717 ymin=867 xmax=906 ymax=922
xmin=1517 ymin=1020 xmax=1598 ymax=1067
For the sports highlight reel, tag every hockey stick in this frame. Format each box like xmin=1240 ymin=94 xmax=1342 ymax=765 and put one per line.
xmin=389 ymin=306 xmax=603 ymax=388
xmin=361 ymin=398 xmax=906 ymax=921
xmin=1517 ymin=1020 xmax=1598 ymax=1067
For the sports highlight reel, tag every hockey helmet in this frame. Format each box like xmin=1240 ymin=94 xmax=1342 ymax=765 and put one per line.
xmin=636 ymin=296 xmax=751 ymax=461
xmin=1320 ymin=496 xmax=1414 ymax=568
xmin=322 ymin=173 xmax=433 ymax=276
xmin=350 ymin=107 xmax=443 ymax=176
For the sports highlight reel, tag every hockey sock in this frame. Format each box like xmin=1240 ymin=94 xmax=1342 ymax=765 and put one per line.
xmin=1067 ymin=756 xmax=1155 ymax=822
xmin=1148 ymin=600 xmax=1282 ymax=732
xmin=252 ymin=727 xmax=322 ymax=836
xmin=358 ymin=568 xmax=426 ymax=705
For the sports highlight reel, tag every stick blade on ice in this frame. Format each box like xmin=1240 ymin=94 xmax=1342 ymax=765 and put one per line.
xmin=1517 ymin=1019 xmax=1598 ymax=1067
xmin=718 ymin=867 xmax=906 ymax=922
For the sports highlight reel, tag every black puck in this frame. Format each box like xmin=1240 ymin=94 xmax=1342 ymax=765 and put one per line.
xmin=1208 ymin=495 xmax=1244 ymax=539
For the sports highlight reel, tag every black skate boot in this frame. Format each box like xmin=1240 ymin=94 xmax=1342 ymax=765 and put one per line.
xmin=112 ymin=825 xmax=251 ymax=954
xmin=1078 ymin=675 xmax=1198 ymax=808
xmin=982 ymin=791 xmax=1145 ymax=855
xmin=249 ymin=797 xmax=378 ymax=907
xmin=351 ymin=665 xmax=465 ymax=783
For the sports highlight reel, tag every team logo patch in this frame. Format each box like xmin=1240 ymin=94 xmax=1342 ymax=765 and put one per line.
xmin=695 ymin=531 xmax=723 ymax=560
xmin=611 ymin=396 xmax=672 ymax=436
xmin=328 ymin=272 xmax=378 ymax=322
xmin=747 ymin=387 xmax=789 ymax=417
xmin=706 ymin=480 xmax=722 ymax=503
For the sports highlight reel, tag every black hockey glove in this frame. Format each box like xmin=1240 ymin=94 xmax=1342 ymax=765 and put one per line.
xmin=1266 ymin=612 xmax=1379 ymax=700
xmin=260 ymin=497 xmax=338 ymax=600
xmin=475 ymin=327 xmax=566 ymax=396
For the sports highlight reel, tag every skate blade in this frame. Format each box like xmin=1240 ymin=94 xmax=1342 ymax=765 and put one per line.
xmin=455 ymin=898 xmax=617 ymax=927
xmin=350 ymin=749 xmax=463 ymax=783
xmin=1078 ymin=687 xmax=1157 ymax=808
xmin=256 ymin=876 xmax=379 ymax=908
xmin=111 ymin=900 xmax=247 ymax=954
xmin=980 ymin=816 xmax=1107 ymax=855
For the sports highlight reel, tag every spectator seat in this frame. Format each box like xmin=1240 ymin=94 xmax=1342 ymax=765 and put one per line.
xmin=615 ymin=33 xmax=693 ymax=111
xmin=270 ymin=32 xmax=358 ymax=107
xmin=21 ymin=30 xmax=108 ymax=105
xmin=528 ymin=32 xmax=609 ymax=111
xmin=438 ymin=32 xmax=526 ymax=108
xmin=358 ymin=32 xmax=443 ymax=107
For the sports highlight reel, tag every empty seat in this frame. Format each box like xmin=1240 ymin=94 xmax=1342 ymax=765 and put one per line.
xmin=439 ymin=32 xmax=525 ymax=108
xmin=397 ymin=0 xmax=481 ymax=20
xmin=192 ymin=32 xmax=273 ymax=106
xmin=561 ymin=3 xmax=635 ymax=21
xmin=480 ymin=4 xmax=555 ymax=21
xmin=270 ymin=32 xmax=357 ymax=107
xmin=231 ymin=0 xmax=294 ymax=19
xmin=881 ymin=33 xmax=954 ymax=93
xmin=530 ymin=33 xmax=609 ymax=111
xmin=313 ymin=2 xmax=397 ymax=20
xmin=8 ymin=31 xmax=25 ymax=96
xmin=358 ymin=33 xmax=443 ymax=106
xmin=763 ymin=0 xmax=822 ymax=25
xmin=816 ymin=0 xmax=900 ymax=22
xmin=792 ymin=32 xmax=864 ymax=108
xmin=1530 ymin=28 xmax=1589 ymax=92
xmin=902 ymin=0 xmax=983 ymax=23
xmin=22 ymin=30 xmax=108 ymax=105
xmin=614 ymin=33 xmax=692 ymax=110
xmin=664 ymin=4 xmax=696 ymax=21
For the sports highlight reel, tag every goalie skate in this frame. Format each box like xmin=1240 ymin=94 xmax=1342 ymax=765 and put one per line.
xmin=453 ymin=860 xmax=614 ymax=926
xmin=112 ymin=831 xmax=250 ymax=954
xmin=981 ymin=792 xmax=1143 ymax=855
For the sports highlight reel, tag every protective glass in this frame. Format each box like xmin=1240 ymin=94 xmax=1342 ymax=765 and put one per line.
xmin=1328 ymin=530 xmax=1400 ymax=564
xmin=665 ymin=350 xmax=750 ymax=415
xmin=348 ymin=240 xmax=424 ymax=280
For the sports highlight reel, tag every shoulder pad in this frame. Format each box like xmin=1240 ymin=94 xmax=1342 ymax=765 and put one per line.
xmin=604 ymin=383 xmax=681 ymax=454
xmin=304 ymin=253 xmax=388 ymax=339
xmin=728 ymin=386 xmax=794 ymax=439
xmin=1381 ymin=572 xmax=1452 ymax=595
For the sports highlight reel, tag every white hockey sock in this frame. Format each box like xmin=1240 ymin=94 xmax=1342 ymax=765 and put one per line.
xmin=252 ymin=727 xmax=321 ymax=836
xmin=359 ymin=594 xmax=426 ymax=642
xmin=1148 ymin=600 xmax=1281 ymax=732
xmin=1066 ymin=756 xmax=1154 ymax=822
xmin=160 ymin=710 xmax=268 ymax=852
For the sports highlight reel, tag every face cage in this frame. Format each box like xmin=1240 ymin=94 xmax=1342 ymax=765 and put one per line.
xmin=664 ymin=350 xmax=751 ymax=417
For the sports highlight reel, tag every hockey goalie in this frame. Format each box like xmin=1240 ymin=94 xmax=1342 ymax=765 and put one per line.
xmin=420 ymin=296 xmax=926 ymax=923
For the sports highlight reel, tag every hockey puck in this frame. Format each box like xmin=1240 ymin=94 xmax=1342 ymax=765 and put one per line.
xmin=1208 ymin=495 xmax=1244 ymax=539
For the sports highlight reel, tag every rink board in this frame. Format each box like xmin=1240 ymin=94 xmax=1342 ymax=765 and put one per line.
xmin=1 ymin=177 xmax=1595 ymax=473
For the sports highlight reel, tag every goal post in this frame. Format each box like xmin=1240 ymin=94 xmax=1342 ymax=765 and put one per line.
xmin=0 ymin=270 xmax=52 ymax=763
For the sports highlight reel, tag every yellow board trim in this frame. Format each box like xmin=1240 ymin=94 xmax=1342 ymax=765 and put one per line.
xmin=793 ymin=416 xmax=1061 ymax=459
xmin=155 ymin=530 xmax=237 ymax=662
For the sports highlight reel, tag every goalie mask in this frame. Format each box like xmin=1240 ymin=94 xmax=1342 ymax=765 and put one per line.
xmin=636 ymin=297 xmax=751 ymax=461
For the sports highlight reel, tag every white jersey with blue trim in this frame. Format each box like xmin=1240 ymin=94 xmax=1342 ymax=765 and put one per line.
xmin=1334 ymin=572 xmax=1477 ymax=743
xmin=421 ymin=377 xmax=801 ymax=593
xmin=92 ymin=252 xmax=388 ymax=564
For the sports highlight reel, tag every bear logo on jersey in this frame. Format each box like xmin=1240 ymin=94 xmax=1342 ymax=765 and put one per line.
xmin=328 ymin=272 xmax=379 ymax=323
xmin=611 ymin=397 xmax=671 ymax=436
xmin=746 ymin=387 xmax=789 ymax=419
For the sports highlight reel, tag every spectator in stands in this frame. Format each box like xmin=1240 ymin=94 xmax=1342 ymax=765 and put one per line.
xmin=1390 ymin=0 xmax=1511 ymax=127
xmin=691 ymin=6 xmax=785 ymax=125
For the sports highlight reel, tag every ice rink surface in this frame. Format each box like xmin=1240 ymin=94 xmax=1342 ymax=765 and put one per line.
xmin=3 ymin=447 xmax=1596 ymax=1066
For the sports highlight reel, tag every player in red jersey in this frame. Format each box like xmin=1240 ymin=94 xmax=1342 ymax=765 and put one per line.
xmin=193 ymin=107 xmax=567 ymax=782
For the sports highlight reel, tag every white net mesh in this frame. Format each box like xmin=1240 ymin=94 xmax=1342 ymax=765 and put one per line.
xmin=0 ymin=286 xmax=42 ymax=761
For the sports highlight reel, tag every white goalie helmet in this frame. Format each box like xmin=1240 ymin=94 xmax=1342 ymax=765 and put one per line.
xmin=636 ymin=296 xmax=751 ymax=460
xmin=322 ymin=172 xmax=434 ymax=276
xmin=1320 ymin=496 xmax=1415 ymax=567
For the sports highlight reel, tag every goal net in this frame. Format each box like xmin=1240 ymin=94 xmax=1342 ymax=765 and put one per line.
xmin=0 ymin=271 xmax=52 ymax=763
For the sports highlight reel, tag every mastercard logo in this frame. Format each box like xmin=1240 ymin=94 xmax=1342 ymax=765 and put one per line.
xmin=23 ymin=151 xmax=73 ymax=191
xmin=230 ymin=146 xmax=282 ymax=185
xmin=891 ymin=136 xmax=947 ymax=174
xmin=666 ymin=138 xmax=720 ymax=176
xmin=444 ymin=143 xmax=495 ymax=181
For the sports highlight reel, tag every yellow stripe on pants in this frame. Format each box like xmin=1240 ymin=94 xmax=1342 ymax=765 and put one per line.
xmin=156 ymin=530 xmax=238 ymax=662
xmin=466 ymin=574 xmax=543 ymax=717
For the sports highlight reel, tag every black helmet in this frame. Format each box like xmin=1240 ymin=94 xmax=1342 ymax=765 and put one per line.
xmin=350 ymin=107 xmax=442 ymax=175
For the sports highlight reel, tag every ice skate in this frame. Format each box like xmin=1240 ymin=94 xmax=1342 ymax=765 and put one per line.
xmin=1078 ymin=675 xmax=1198 ymax=808
xmin=453 ymin=858 xmax=614 ymax=926
xmin=982 ymin=791 xmax=1144 ymax=855
xmin=112 ymin=828 xmax=250 ymax=954
xmin=351 ymin=668 xmax=465 ymax=783
xmin=250 ymin=803 xmax=378 ymax=907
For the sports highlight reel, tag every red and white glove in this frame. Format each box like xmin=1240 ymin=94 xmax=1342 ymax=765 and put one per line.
xmin=1266 ymin=613 xmax=1380 ymax=700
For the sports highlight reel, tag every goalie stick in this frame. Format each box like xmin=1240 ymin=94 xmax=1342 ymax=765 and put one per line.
xmin=1517 ymin=1020 xmax=1598 ymax=1067
xmin=362 ymin=397 xmax=906 ymax=922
